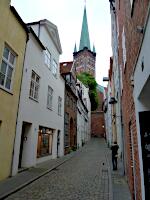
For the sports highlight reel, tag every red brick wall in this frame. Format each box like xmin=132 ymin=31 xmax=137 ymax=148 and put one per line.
xmin=91 ymin=112 xmax=105 ymax=138
xmin=91 ymin=90 xmax=105 ymax=138
xmin=64 ymin=89 xmax=77 ymax=154
xmin=116 ymin=0 xmax=149 ymax=199
xmin=73 ymin=49 xmax=96 ymax=77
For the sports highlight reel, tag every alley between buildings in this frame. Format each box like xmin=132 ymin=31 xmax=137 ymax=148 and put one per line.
xmin=0 ymin=138 xmax=131 ymax=200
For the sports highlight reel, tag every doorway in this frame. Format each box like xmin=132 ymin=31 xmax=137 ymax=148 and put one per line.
xmin=57 ymin=130 xmax=60 ymax=158
xmin=139 ymin=111 xmax=150 ymax=199
xmin=18 ymin=122 xmax=31 ymax=169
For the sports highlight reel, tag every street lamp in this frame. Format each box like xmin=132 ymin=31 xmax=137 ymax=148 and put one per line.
xmin=109 ymin=97 xmax=117 ymax=104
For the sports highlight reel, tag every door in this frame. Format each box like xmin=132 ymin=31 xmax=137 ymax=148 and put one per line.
xmin=139 ymin=111 xmax=150 ymax=199
xmin=18 ymin=123 xmax=26 ymax=168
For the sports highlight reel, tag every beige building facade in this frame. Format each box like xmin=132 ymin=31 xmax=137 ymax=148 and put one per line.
xmin=0 ymin=0 xmax=28 ymax=180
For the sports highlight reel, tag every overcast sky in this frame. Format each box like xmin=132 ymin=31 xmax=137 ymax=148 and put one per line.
xmin=11 ymin=0 xmax=112 ymax=86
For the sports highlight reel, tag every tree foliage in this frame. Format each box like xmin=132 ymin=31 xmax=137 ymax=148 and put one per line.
xmin=77 ymin=72 xmax=99 ymax=111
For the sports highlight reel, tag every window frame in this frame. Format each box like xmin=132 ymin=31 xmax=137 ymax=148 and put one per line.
xmin=52 ymin=59 xmax=57 ymax=77
xmin=47 ymin=85 xmax=53 ymax=110
xmin=58 ymin=96 xmax=62 ymax=116
xmin=64 ymin=112 xmax=69 ymax=147
xmin=29 ymin=71 xmax=40 ymax=101
xmin=44 ymin=49 xmax=51 ymax=70
xmin=0 ymin=45 xmax=16 ymax=92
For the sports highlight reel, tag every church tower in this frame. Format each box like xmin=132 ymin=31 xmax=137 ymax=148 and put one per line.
xmin=74 ymin=4 xmax=106 ymax=138
xmin=73 ymin=5 xmax=96 ymax=77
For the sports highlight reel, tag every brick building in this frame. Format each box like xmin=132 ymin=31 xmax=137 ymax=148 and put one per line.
xmin=60 ymin=62 xmax=77 ymax=154
xmin=108 ymin=0 xmax=150 ymax=199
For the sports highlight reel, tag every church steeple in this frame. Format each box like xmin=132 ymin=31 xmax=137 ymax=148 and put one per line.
xmin=79 ymin=6 xmax=91 ymax=51
xmin=74 ymin=43 xmax=77 ymax=52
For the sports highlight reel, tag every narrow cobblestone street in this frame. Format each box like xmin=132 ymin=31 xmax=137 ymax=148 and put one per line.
xmin=5 ymin=138 xmax=111 ymax=200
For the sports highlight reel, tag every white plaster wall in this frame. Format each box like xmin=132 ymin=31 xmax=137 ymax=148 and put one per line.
xmin=77 ymin=84 xmax=91 ymax=148
xmin=133 ymin=13 xmax=150 ymax=200
xmin=12 ymin=28 xmax=64 ymax=175
xmin=77 ymin=111 xmax=82 ymax=148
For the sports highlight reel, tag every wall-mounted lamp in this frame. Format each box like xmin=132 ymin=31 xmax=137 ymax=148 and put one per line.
xmin=109 ymin=97 xmax=117 ymax=104
xmin=103 ymin=77 xmax=109 ymax=82
xmin=130 ymin=75 xmax=134 ymax=87
xmin=136 ymin=26 xmax=144 ymax=34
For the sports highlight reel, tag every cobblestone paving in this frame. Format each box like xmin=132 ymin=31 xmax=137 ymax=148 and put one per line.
xmin=6 ymin=138 xmax=111 ymax=200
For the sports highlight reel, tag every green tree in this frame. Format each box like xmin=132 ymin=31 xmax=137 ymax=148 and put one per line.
xmin=77 ymin=72 xmax=99 ymax=111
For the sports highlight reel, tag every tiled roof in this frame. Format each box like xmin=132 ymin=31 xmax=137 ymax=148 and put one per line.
xmin=60 ymin=61 xmax=73 ymax=74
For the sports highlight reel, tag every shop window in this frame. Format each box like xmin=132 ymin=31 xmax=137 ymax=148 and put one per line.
xmin=37 ymin=126 xmax=53 ymax=158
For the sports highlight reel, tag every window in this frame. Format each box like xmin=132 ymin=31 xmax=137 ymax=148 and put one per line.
xmin=66 ymin=94 xmax=70 ymax=107
xmin=122 ymin=27 xmax=126 ymax=69
xmin=52 ymin=60 xmax=57 ymax=77
xmin=130 ymin=0 xmax=133 ymax=7
xmin=130 ymin=0 xmax=135 ymax=16
xmin=58 ymin=96 xmax=62 ymax=116
xmin=66 ymin=74 xmax=70 ymax=82
xmin=29 ymin=71 xmax=40 ymax=101
xmin=0 ymin=46 xmax=16 ymax=90
xmin=64 ymin=113 xmax=69 ymax=147
xmin=37 ymin=127 xmax=53 ymax=158
xmin=44 ymin=49 xmax=51 ymax=69
xmin=47 ymin=86 xmax=53 ymax=109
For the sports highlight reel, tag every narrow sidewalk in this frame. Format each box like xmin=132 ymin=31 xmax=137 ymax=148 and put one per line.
xmin=0 ymin=151 xmax=77 ymax=199
xmin=107 ymin=146 xmax=132 ymax=200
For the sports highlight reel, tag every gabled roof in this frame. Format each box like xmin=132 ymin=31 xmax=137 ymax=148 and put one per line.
xmin=79 ymin=6 xmax=91 ymax=51
xmin=27 ymin=27 xmax=46 ymax=50
xmin=60 ymin=61 xmax=73 ymax=74
xmin=10 ymin=6 xmax=28 ymax=37
xmin=27 ymin=19 xmax=62 ymax=54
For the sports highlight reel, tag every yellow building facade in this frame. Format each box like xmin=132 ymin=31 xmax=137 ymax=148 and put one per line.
xmin=0 ymin=0 xmax=28 ymax=180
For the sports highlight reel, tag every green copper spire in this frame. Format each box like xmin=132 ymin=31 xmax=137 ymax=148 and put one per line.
xmin=79 ymin=6 xmax=91 ymax=51
xmin=74 ymin=43 xmax=77 ymax=52
xmin=93 ymin=44 xmax=96 ymax=53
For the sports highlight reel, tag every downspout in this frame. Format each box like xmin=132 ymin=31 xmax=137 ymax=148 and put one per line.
xmin=10 ymin=32 xmax=29 ymax=176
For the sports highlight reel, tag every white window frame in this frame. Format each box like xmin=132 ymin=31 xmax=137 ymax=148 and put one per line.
xmin=58 ymin=96 xmax=62 ymax=116
xmin=44 ymin=49 xmax=51 ymax=70
xmin=29 ymin=71 xmax=40 ymax=101
xmin=0 ymin=45 xmax=16 ymax=91
xmin=47 ymin=86 xmax=53 ymax=110
xmin=52 ymin=59 xmax=57 ymax=77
